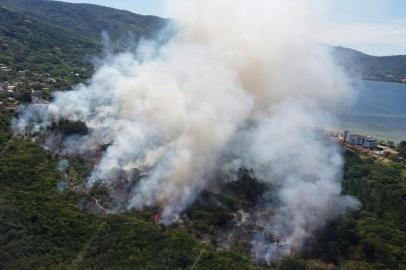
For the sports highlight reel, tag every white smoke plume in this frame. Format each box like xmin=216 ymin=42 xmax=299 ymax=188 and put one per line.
xmin=12 ymin=0 xmax=359 ymax=261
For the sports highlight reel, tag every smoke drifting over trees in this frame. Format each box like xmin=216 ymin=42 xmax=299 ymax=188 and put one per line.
xmin=12 ymin=0 xmax=359 ymax=261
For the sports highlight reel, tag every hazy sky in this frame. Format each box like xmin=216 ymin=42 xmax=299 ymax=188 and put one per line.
xmin=57 ymin=0 xmax=406 ymax=56
xmin=323 ymin=0 xmax=406 ymax=55
xmin=57 ymin=0 xmax=166 ymax=16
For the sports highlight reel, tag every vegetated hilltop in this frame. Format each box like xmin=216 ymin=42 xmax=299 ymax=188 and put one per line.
xmin=0 ymin=5 xmax=99 ymax=95
xmin=0 ymin=0 xmax=167 ymax=98
xmin=0 ymin=1 xmax=405 ymax=269
xmin=0 ymin=0 xmax=166 ymax=39
xmin=332 ymin=46 xmax=406 ymax=83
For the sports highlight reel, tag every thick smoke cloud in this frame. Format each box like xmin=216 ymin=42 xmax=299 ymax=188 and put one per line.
xmin=12 ymin=0 xmax=359 ymax=261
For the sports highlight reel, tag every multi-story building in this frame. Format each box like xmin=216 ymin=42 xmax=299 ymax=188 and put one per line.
xmin=344 ymin=131 xmax=377 ymax=149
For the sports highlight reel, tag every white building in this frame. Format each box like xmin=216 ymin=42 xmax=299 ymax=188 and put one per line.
xmin=344 ymin=131 xmax=377 ymax=149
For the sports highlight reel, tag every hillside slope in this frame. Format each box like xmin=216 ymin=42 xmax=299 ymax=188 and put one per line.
xmin=0 ymin=0 xmax=167 ymax=100
xmin=0 ymin=6 xmax=99 ymax=93
xmin=332 ymin=46 xmax=406 ymax=83
xmin=0 ymin=0 xmax=166 ymax=39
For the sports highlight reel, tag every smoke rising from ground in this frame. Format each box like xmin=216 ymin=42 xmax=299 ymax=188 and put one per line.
xmin=13 ymin=0 xmax=359 ymax=261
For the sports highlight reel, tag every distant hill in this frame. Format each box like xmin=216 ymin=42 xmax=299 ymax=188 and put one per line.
xmin=0 ymin=6 xmax=101 ymax=100
xmin=332 ymin=46 xmax=406 ymax=83
xmin=0 ymin=5 xmax=99 ymax=86
xmin=0 ymin=0 xmax=167 ymax=97
xmin=0 ymin=0 xmax=166 ymax=39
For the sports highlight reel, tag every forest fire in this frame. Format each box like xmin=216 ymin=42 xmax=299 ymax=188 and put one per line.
xmin=11 ymin=0 xmax=359 ymax=261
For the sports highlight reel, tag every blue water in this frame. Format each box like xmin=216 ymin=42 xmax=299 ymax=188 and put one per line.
xmin=337 ymin=80 xmax=406 ymax=142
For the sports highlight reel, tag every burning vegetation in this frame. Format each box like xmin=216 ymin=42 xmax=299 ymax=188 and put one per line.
xmin=10 ymin=0 xmax=362 ymax=264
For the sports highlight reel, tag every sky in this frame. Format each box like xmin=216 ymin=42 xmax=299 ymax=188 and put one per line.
xmin=57 ymin=0 xmax=166 ymax=16
xmin=322 ymin=0 xmax=406 ymax=55
xmin=57 ymin=0 xmax=406 ymax=56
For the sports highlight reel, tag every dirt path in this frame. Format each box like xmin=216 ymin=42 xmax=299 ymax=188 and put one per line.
xmin=92 ymin=196 xmax=109 ymax=214
xmin=190 ymin=249 xmax=205 ymax=270
xmin=0 ymin=139 xmax=12 ymax=157
xmin=68 ymin=223 xmax=106 ymax=270
xmin=345 ymin=144 xmax=392 ymax=164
